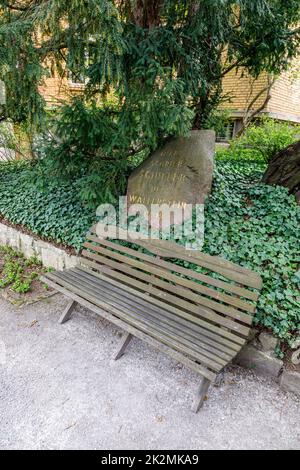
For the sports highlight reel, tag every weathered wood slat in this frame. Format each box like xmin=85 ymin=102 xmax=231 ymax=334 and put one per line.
xmin=64 ymin=268 xmax=234 ymax=363
xmin=81 ymin=250 xmax=253 ymax=328
xmin=44 ymin=272 xmax=223 ymax=373
xmin=90 ymin=225 xmax=262 ymax=289
xmin=53 ymin=270 xmax=229 ymax=369
xmin=80 ymin=257 xmax=250 ymax=340
xmin=80 ymin=259 xmax=250 ymax=338
xmin=83 ymin=245 xmax=255 ymax=322
xmin=84 ymin=240 xmax=256 ymax=313
xmin=78 ymin=266 xmax=244 ymax=350
xmin=90 ymin=225 xmax=250 ymax=273
xmin=86 ymin=234 xmax=259 ymax=302
xmin=41 ymin=275 xmax=217 ymax=382
xmin=75 ymin=266 xmax=239 ymax=355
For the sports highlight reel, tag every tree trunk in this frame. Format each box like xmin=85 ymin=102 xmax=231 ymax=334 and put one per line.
xmin=132 ymin=0 xmax=164 ymax=29
xmin=263 ymin=140 xmax=300 ymax=203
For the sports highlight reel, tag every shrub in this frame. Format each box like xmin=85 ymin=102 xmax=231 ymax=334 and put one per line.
xmin=34 ymin=99 xmax=131 ymax=207
xmin=216 ymin=118 xmax=300 ymax=163
xmin=202 ymin=110 xmax=231 ymax=138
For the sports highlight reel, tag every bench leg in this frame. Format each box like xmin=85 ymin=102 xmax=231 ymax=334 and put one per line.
xmin=59 ymin=299 xmax=77 ymax=324
xmin=114 ymin=333 xmax=133 ymax=361
xmin=192 ymin=377 xmax=211 ymax=413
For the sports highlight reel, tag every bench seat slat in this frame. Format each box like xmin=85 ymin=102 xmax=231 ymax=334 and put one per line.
xmin=75 ymin=267 xmax=239 ymax=356
xmin=78 ymin=266 xmax=244 ymax=351
xmin=53 ymin=270 xmax=229 ymax=368
xmin=66 ymin=268 xmax=234 ymax=362
xmin=86 ymin=234 xmax=259 ymax=302
xmin=45 ymin=272 xmax=224 ymax=373
xmin=41 ymin=275 xmax=217 ymax=382
xmin=83 ymin=242 xmax=255 ymax=314
xmin=81 ymin=250 xmax=253 ymax=329
xmin=80 ymin=257 xmax=250 ymax=341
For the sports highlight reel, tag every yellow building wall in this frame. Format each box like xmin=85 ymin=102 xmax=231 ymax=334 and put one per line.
xmin=220 ymin=69 xmax=269 ymax=117
xmin=266 ymin=70 xmax=300 ymax=123
xmin=39 ymin=75 xmax=84 ymax=107
xmin=11 ymin=74 xmax=84 ymax=159
xmin=220 ymin=63 xmax=300 ymax=123
xmin=39 ymin=54 xmax=300 ymax=123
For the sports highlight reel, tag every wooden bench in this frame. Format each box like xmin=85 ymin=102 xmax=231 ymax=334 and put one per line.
xmin=41 ymin=225 xmax=263 ymax=412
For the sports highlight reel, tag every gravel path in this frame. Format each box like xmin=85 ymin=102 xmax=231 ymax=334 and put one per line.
xmin=0 ymin=294 xmax=299 ymax=450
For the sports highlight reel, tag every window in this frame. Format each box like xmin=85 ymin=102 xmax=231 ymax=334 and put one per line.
xmin=216 ymin=121 xmax=235 ymax=142
xmin=68 ymin=70 xmax=86 ymax=86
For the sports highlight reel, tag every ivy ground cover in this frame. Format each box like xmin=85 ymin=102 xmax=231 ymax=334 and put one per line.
xmin=0 ymin=160 xmax=299 ymax=344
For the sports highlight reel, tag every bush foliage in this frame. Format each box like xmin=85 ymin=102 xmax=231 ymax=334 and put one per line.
xmin=34 ymin=99 xmax=132 ymax=206
xmin=0 ymin=159 xmax=299 ymax=344
xmin=0 ymin=162 xmax=95 ymax=250
xmin=205 ymin=160 xmax=300 ymax=344
xmin=217 ymin=118 xmax=300 ymax=162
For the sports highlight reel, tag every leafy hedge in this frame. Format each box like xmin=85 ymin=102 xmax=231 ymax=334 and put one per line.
xmin=216 ymin=118 xmax=300 ymax=163
xmin=0 ymin=159 xmax=299 ymax=344
xmin=204 ymin=161 xmax=300 ymax=345
xmin=0 ymin=162 xmax=94 ymax=250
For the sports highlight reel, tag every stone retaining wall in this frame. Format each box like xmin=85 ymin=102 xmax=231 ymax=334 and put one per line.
xmin=234 ymin=331 xmax=300 ymax=398
xmin=0 ymin=222 xmax=79 ymax=271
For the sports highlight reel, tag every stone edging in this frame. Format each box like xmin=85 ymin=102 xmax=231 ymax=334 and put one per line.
xmin=0 ymin=221 xmax=299 ymax=398
xmin=0 ymin=222 xmax=79 ymax=271
xmin=234 ymin=331 xmax=300 ymax=398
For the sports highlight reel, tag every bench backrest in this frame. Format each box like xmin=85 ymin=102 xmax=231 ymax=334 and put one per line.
xmin=80 ymin=225 xmax=263 ymax=349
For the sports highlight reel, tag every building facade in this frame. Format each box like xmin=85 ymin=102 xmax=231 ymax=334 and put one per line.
xmin=219 ymin=61 xmax=300 ymax=140
xmin=2 ymin=60 xmax=300 ymax=151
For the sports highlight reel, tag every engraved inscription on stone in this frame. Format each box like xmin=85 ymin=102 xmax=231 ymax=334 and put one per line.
xmin=127 ymin=130 xmax=215 ymax=211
